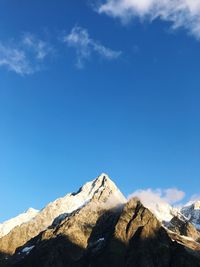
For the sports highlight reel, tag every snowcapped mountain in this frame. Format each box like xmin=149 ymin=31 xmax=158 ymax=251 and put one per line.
xmin=0 ymin=173 xmax=126 ymax=255
xmin=1 ymin=174 xmax=199 ymax=241
xmin=1 ymin=175 xmax=199 ymax=241
xmin=0 ymin=208 xmax=38 ymax=238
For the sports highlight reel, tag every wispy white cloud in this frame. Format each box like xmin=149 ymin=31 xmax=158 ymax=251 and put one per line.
xmin=163 ymin=188 xmax=185 ymax=204
xmin=22 ymin=33 xmax=53 ymax=60
xmin=0 ymin=34 xmax=53 ymax=75
xmin=129 ymin=187 xmax=185 ymax=205
xmin=97 ymin=0 xmax=200 ymax=39
xmin=0 ymin=43 xmax=32 ymax=75
xmin=64 ymin=26 xmax=122 ymax=68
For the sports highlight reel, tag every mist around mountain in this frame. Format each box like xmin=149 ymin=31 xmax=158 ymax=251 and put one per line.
xmin=0 ymin=174 xmax=200 ymax=267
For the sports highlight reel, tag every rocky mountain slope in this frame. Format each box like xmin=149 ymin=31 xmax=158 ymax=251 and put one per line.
xmin=0 ymin=174 xmax=200 ymax=267
xmin=0 ymin=174 xmax=125 ymax=256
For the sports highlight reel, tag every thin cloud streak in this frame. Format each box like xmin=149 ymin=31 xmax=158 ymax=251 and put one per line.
xmin=0 ymin=34 xmax=53 ymax=75
xmin=22 ymin=33 xmax=53 ymax=60
xmin=0 ymin=43 xmax=32 ymax=75
xmin=64 ymin=26 xmax=122 ymax=68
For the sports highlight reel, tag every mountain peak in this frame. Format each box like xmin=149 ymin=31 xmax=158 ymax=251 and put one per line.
xmin=74 ymin=173 xmax=123 ymax=198
xmin=95 ymin=173 xmax=110 ymax=183
xmin=89 ymin=173 xmax=127 ymax=204
xmin=72 ymin=173 xmax=126 ymax=208
xmin=91 ymin=173 xmax=113 ymax=185
xmin=93 ymin=173 xmax=119 ymax=190
xmin=0 ymin=174 xmax=126 ymax=254
xmin=97 ymin=172 xmax=109 ymax=179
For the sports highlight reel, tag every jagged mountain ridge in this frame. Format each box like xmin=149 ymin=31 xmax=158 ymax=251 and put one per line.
xmin=1 ymin=174 xmax=200 ymax=240
xmin=0 ymin=174 xmax=200 ymax=267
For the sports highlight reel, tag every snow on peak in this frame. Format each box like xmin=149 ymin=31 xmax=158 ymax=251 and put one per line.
xmin=0 ymin=208 xmax=39 ymax=238
xmin=45 ymin=173 xmax=126 ymax=219
xmin=92 ymin=173 xmax=127 ymax=204
xmin=0 ymin=173 xmax=126 ymax=240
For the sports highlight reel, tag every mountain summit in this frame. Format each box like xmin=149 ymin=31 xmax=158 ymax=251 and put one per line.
xmin=0 ymin=174 xmax=126 ymax=256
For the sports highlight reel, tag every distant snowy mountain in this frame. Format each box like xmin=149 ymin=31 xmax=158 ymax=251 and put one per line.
xmin=134 ymin=197 xmax=200 ymax=230
xmin=132 ymin=194 xmax=180 ymax=223
xmin=0 ymin=208 xmax=38 ymax=238
xmin=181 ymin=200 xmax=200 ymax=229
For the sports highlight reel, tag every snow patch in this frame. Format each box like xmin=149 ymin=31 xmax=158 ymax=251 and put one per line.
xmin=21 ymin=245 xmax=35 ymax=254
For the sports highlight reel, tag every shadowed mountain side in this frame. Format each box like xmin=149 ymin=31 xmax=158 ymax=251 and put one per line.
xmin=13 ymin=235 xmax=85 ymax=267
xmin=8 ymin=207 xmax=123 ymax=267
xmin=125 ymin=226 xmax=200 ymax=267
xmin=84 ymin=198 xmax=200 ymax=267
xmin=0 ymin=251 xmax=11 ymax=267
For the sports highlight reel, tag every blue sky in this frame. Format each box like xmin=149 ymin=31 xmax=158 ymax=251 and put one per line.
xmin=0 ymin=0 xmax=200 ymax=221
